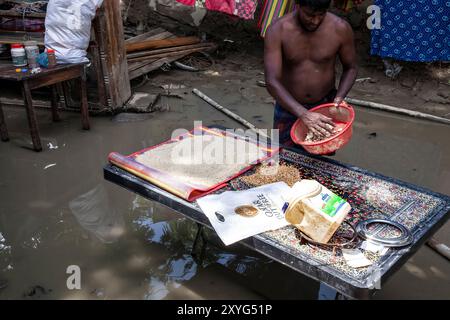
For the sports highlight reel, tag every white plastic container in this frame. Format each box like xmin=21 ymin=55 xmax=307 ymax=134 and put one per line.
xmin=24 ymin=41 xmax=40 ymax=69
xmin=11 ymin=44 xmax=27 ymax=67
xmin=285 ymin=180 xmax=351 ymax=243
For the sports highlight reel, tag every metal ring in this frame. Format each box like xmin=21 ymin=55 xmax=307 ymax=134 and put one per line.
xmin=356 ymin=219 xmax=413 ymax=247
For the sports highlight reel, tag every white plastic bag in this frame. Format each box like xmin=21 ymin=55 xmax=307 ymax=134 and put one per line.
xmin=44 ymin=0 xmax=104 ymax=64
xmin=197 ymin=182 xmax=292 ymax=246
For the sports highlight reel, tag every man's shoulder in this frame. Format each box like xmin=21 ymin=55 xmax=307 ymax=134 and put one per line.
xmin=326 ymin=12 xmax=352 ymax=34
xmin=266 ymin=12 xmax=296 ymax=35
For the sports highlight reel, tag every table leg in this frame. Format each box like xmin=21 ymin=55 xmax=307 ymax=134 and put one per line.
xmin=22 ymin=81 xmax=42 ymax=152
xmin=51 ymin=85 xmax=61 ymax=122
xmin=61 ymin=82 xmax=71 ymax=108
xmin=0 ymin=100 xmax=9 ymax=142
xmin=80 ymin=70 xmax=90 ymax=130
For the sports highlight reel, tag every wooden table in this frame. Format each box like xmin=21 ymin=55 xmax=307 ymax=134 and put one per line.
xmin=103 ymin=130 xmax=450 ymax=299
xmin=0 ymin=63 xmax=90 ymax=151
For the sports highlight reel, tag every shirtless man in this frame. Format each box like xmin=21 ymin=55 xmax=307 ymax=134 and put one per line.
xmin=264 ymin=0 xmax=357 ymax=149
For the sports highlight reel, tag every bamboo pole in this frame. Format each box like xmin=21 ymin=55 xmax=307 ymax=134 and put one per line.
xmin=346 ymin=98 xmax=450 ymax=125
xmin=427 ymin=237 xmax=450 ymax=261
xmin=192 ymin=88 xmax=268 ymax=138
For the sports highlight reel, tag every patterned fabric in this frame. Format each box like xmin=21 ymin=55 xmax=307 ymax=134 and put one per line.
xmin=273 ymin=89 xmax=337 ymax=149
xmin=176 ymin=0 xmax=257 ymax=20
xmin=234 ymin=0 xmax=257 ymax=19
xmin=258 ymin=0 xmax=297 ymax=37
xmin=371 ymin=0 xmax=450 ymax=62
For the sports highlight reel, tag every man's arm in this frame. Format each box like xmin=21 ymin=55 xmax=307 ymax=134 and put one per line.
xmin=334 ymin=21 xmax=358 ymax=106
xmin=264 ymin=24 xmax=334 ymax=136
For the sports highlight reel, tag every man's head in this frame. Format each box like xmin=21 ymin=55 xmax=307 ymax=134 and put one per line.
xmin=296 ymin=0 xmax=331 ymax=32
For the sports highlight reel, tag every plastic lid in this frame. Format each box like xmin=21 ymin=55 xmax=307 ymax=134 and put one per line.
xmin=11 ymin=44 xmax=23 ymax=48
xmin=47 ymin=48 xmax=55 ymax=53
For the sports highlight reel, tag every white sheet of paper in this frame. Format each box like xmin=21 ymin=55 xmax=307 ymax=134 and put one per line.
xmin=342 ymin=249 xmax=373 ymax=268
xmin=197 ymin=182 xmax=292 ymax=246
xmin=360 ymin=241 xmax=389 ymax=255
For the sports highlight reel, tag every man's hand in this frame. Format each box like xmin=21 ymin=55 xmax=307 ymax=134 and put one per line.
xmin=300 ymin=111 xmax=335 ymax=138
xmin=333 ymin=97 xmax=348 ymax=107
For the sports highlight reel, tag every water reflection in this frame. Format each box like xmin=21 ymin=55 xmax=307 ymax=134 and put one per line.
xmin=129 ymin=197 xmax=269 ymax=298
xmin=69 ymin=184 xmax=125 ymax=244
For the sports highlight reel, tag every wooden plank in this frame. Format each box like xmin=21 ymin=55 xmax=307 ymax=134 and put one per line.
xmin=126 ymin=36 xmax=201 ymax=53
xmin=128 ymin=59 xmax=158 ymax=72
xmin=0 ymin=63 xmax=84 ymax=82
xmin=125 ymin=29 xmax=173 ymax=44
xmin=88 ymin=42 xmax=108 ymax=107
xmin=129 ymin=58 xmax=171 ymax=80
xmin=127 ymin=43 xmax=216 ymax=59
xmin=128 ymin=46 xmax=216 ymax=63
xmin=128 ymin=53 xmax=198 ymax=80
xmin=0 ymin=10 xmax=46 ymax=19
xmin=94 ymin=0 xmax=131 ymax=109
xmin=0 ymin=31 xmax=44 ymax=45
xmin=28 ymin=67 xmax=83 ymax=90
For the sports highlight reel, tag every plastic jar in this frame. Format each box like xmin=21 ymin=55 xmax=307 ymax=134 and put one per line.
xmin=285 ymin=180 xmax=351 ymax=244
xmin=24 ymin=41 xmax=40 ymax=69
xmin=47 ymin=48 xmax=57 ymax=68
xmin=11 ymin=44 xmax=28 ymax=67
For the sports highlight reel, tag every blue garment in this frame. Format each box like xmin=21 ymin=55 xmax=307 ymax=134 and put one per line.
xmin=371 ymin=0 xmax=450 ymax=62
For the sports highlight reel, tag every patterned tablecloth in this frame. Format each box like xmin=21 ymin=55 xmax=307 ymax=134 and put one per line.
xmin=104 ymin=143 xmax=450 ymax=297
xmin=229 ymin=149 xmax=449 ymax=281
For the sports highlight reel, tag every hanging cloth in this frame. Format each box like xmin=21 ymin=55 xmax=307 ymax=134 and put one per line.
xmin=176 ymin=0 xmax=258 ymax=20
xmin=258 ymin=0 xmax=297 ymax=37
xmin=371 ymin=0 xmax=450 ymax=62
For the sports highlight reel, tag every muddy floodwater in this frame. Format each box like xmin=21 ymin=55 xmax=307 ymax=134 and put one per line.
xmin=0 ymin=80 xmax=449 ymax=299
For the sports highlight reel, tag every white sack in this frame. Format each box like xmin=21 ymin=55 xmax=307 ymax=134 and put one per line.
xmin=197 ymin=182 xmax=292 ymax=246
xmin=45 ymin=0 xmax=104 ymax=64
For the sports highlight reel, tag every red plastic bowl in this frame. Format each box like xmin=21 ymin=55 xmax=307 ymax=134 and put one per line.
xmin=290 ymin=103 xmax=355 ymax=155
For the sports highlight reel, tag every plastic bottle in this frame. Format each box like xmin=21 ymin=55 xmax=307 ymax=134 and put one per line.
xmin=47 ymin=48 xmax=57 ymax=68
xmin=285 ymin=180 xmax=351 ymax=243
xmin=11 ymin=44 xmax=28 ymax=67
xmin=24 ymin=41 xmax=40 ymax=69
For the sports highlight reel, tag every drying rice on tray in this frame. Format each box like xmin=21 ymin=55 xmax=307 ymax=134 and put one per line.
xmin=134 ymin=134 xmax=267 ymax=188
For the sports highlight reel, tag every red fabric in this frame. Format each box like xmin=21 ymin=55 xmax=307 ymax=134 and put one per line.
xmin=206 ymin=0 xmax=235 ymax=14
xmin=176 ymin=0 xmax=195 ymax=6
xmin=176 ymin=0 xmax=257 ymax=20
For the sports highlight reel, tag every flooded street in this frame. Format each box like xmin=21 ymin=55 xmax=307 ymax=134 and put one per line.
xmin=0 ymin=66 xmax=449 ymax=299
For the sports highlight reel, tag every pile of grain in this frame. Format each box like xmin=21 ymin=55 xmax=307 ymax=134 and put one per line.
xmin=241 ymin=163 xmax=301 ymax=187
xmin=304 ymin=123 xmax=345 ymax=142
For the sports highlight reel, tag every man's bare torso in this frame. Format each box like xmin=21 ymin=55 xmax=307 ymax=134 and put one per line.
xmin=276 ymin=12 xmax=344 ymax=104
